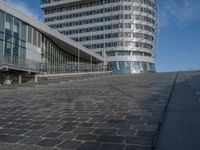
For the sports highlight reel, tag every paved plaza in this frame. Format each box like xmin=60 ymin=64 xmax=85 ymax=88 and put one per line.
xmin=0 ymin=71 xmax=200 ymax=150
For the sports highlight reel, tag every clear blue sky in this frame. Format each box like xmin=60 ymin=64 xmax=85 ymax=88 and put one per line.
xmin=7 ymin=0 xmax=200 ymax=72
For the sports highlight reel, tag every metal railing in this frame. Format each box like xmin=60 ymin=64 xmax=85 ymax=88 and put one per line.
xmin=0 ymin=55 xmax=107 ymax=74
xmin=43 ymin=62 xmax=107 ymax=74
xmin=0 ymin=55 xmax=40 ymax=73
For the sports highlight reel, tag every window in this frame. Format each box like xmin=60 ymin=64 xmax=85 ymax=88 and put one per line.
xmin=0 ymin=40 xmax=3 ymax=55
xmin=117 ymin=51 xmax=131 ymax=56
xmin=13 ymin=18 xmax=20 ymax=38
xmin=0 ymin=32 xmax=4 ymax=40
xmin=21 ymin=23 xmax=27 ymax=41
xmin=33 ymin=28 xmax=37 ymax=46
xmin=5 ymin=14 xmax=12 ymax=34
xmin=20 ymin=47 xmax=26 ymax=65
xmin=37 ymin=32 xmax=41 ymax=48
xmin=13 ymin=45 xmax=19 ymax=59
xmin=28 ymin=25 xmax=32 ymax=43
xmin=0 ymin=11 xmax=4 ymax=32
xmin=5 ymin=41 xmax=12 ymax=56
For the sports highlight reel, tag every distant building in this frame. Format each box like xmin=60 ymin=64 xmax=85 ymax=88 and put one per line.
xmin=0 ymin=0 xmax=103 ymax=77
xmin=41 ymin=0 xmax=158 ymax=73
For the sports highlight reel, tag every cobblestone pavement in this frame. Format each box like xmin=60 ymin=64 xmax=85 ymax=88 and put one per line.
xmin=0 ymin=73 xmax=177 ymax=150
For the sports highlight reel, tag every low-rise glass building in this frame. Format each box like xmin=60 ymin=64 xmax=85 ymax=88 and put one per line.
xmin=0 ymin=0 xmax=104 ymax=75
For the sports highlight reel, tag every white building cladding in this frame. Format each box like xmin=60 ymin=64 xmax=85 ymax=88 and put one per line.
xmin=41 ymin=0 xmax=157 ymax=73
xmin=0 ymin=0 xmax=103 ymax=74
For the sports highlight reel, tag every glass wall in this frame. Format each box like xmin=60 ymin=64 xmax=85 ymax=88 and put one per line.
xmin=43 ymin=35 xmax=80 ymax=73
xmin=0 ymin=10 xmax=27 ymax=65
xmin=0 ymin=10 xmax=4 ymax=56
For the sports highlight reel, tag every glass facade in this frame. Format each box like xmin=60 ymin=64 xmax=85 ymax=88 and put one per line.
xmin=0 ymin=10 xmax=27 ymax=65
xmin=41 ymin=0 xmax=157 ymax=73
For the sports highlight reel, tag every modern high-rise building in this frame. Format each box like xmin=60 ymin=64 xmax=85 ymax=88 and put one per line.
xmin=41 ymin=0 xmax=158 ymax=73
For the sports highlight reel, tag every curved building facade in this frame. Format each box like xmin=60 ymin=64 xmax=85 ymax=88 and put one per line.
xmin=41 ymin=0 xmax=157 ymax=73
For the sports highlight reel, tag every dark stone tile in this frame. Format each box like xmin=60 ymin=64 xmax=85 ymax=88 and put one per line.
xmin=0 ymin=128 xmax=16 ymax=134
xmin=77 ymin=142 xmax=101 ymax=150
xmin=42 ymin=125 xmax=61 ymax=132
xmin=74 ymin=127 xmax=94 ymax=133
xmin=16 ymin=124 xmax=31 ymax=129
xmin=29 ymin=124 xmax=46 ymax=130
xmin=20 ymin=136 xmax=42 ymax=145
xmin=25 ymin=130 xmax=46 ymax=137
xmin=117 ymin=129 xmax=136 ymax=136
xmin=100 ymin=143 xmax=124 ymax=150
xmin=76 ymin=134 xmax=97 ymax=140
xmin=11 ymin=129 xmax=28 ymax=135
xmin=126 ymin=136 xmax=153 ymax=146
xmin=3 ymin=123 xmax=19 ymax=128
xmin=58 ymin=125 xmax=76 ymax=132
xmin=63 ymin=122 xmax=79 ymax=126
xmin=60 ymin=117 xmax=77 ymax=121
xmin=94 ymin=128 xmax=117 ymax=135
xmin=43 ymin=132 xmax=62 ymax=138
xmin=76 ymin=117 xmax=90 ymax=122
xmin=0 ymin=134 xmax=25 ymax=143
xmin=92 ymin=115 xmax=105 ymax=118
xmin=46 ymin=121 xmax=63 ymax=126
xmin=89 ymin=118 xmax=106 ymax=123
xmin=58 ymin=140 xmax=81 ymax=149
xmin=78 ymin=123 xmax=94 ymax=127
xmin=31 ymin=120 xmax=47 ymax=124
xmin=137 ymin=130 xmax=155 ymax=137
xmin=59 ymin=132 xmax=79 ymax=140
xmin=37 ymin=138 xmax=63 ymax=147
xmin=97 ymin=135 xmax=124 ymax=143
xmin=125 ymin=145 xmax=151 ymax=150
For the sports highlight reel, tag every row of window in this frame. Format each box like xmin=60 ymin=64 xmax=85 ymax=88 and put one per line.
xmin=105 ymin=51 xmax=152 ymax=57
xmin=135 ymin=24 xmax=154 ymax=32
xmin=49 ymin=14 xmax=155 ymax=29
xmin=108 ymin=61 xmax=155 ymax=73
xmin=84 ymin=41 xmax=153 ymax=49
xmin=27 ymin=25 xmax=42 ymax=48
xmin=60 ymin=23 xmax=154 ymax=36
xmin=71 ymin=32 xmax=153 ymax=42
xmin=43 ymin=0 xmax=154 ymax=14
xmin=133 ymin=33 xmax=154 ymax=41
xmin=44 ymin=5 xmax=154 ymax=22
xmin=41 ymin=0 xmax=61 ymax=4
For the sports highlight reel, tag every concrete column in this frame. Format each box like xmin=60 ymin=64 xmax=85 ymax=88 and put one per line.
xmin=3 ymin=76 xmax=11 ymax=85
xmin=34 ymin=74 xmax=38 ymax=83
xmin=18 ymin=75 xmax=22 ymax=84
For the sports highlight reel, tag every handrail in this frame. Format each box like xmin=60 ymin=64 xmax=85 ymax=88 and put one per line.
xmin=0 ymin=55 xmax=108 ymax=74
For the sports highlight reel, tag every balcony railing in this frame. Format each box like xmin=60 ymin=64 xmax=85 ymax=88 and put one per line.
xmin=0 ymin=55 xmax=107 ymax=74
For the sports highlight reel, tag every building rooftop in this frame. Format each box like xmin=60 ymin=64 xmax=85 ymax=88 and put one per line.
xmin=0 ymin=71 xmax=200 ymax=149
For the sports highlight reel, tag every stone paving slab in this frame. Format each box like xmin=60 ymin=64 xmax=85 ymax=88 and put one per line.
xmin=0 ymin=73 xmax=177 ymax=150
